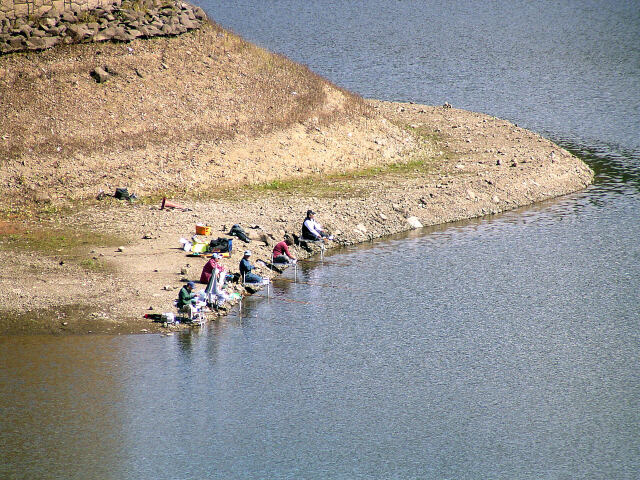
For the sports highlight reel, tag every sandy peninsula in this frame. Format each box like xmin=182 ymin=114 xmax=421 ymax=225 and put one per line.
xmin=0 ymin=20 xmax=593 ymax=334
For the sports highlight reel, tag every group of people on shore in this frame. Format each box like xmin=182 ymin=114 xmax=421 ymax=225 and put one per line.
xmin=177 ymin=210 xmax=332 ymax=313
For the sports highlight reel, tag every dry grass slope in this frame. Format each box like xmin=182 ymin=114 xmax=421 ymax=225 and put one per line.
xmin=0 ymin=20 xmax=379 ymax=214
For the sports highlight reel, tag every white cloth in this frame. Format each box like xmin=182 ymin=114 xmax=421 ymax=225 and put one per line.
xmin=207 ymin=270 xmax=228 ymax=305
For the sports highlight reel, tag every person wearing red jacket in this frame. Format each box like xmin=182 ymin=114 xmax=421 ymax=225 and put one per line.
xmin=272 ymin=236 xmax=296 ymax=264
xmin=199 ymin=253 xmax=226 ymax=284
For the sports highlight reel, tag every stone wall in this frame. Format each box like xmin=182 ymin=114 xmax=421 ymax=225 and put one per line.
xmin=0 ymin=0 xmax=122 ymax=22
xmin=0 ymin=1 xmax=206 ymax=54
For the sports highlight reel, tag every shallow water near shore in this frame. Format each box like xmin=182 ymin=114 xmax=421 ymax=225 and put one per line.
xmin=2 ymin=0 xmax=639 ymax=478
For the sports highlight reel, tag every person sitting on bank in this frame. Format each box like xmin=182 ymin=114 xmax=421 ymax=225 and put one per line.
xmin=239 ymin=250 xmax=263 ymax=284
xmin=301 ymin=209 xmax=332 ymax=242
xmin=177 ymin=281 xmax=197 ymax=313
xmin=200 ymin=253 xmax=226 ymax=284
xmin=272 ymin=236 xmax=296 ymax=264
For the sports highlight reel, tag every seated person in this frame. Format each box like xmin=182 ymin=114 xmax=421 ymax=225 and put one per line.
xmin=177 ymin=281 xmax=197 ymax=313
xmin=239 ymin=250 xmax=263 ymax=284
xmin=272 ymin=236 xmax=296 ymax=264
xmin=200 ymin=253 xmax=226 ymax=284
xmin=301 ymin=209 xmax=332 ymax=242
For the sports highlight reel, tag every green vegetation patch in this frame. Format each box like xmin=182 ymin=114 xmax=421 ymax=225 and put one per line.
xmin=232 ymin=155 xmax=438 ymax=200
xmin=0 ymin=223 xmax=122 ymax=272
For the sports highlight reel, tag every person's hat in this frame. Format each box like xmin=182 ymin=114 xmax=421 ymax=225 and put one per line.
xmin=244 ymin=250 xmax=251 ymax=256
xmin=187 ymin=281 xmax=196 ymax=288
xmin=307 ymin=209 xmax=315 ymax=216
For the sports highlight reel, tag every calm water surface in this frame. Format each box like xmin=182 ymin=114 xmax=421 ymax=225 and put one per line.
xmin=1 ymin=1 xmax=639 ymax=478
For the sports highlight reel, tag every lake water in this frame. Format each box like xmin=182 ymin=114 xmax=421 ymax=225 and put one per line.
xmin=1 ymin=1 xmax=639 ymax=478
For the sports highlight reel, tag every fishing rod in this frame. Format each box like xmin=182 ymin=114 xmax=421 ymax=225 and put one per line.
xmin=271 ymin=277 xmax=357 ymax=291
xmin=297 ymin=258 xmax=353 ymax=267
xmin=247 ymin=294 xmax=312 ymax=305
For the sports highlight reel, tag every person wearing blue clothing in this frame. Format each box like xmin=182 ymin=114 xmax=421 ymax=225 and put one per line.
xmin=239 ymin=250 xmax=263 ymax=284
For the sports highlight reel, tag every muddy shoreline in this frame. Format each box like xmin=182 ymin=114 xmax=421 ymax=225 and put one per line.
xmin=0 ymin=101 xmax=593 ymax=335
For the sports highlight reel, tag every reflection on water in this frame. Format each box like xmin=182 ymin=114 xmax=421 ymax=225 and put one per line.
xmin=0 ymin=336 xmax=129 ymax=480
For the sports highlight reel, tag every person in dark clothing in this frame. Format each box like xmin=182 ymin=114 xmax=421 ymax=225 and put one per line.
xmin=272 ymin=236 xmax=296 ymax=264
xmin=239 ymin=250 xmax=263 ymax=284
xmin=301 ymin=210 xmax=332 ymax=242
xmin=228 ymin=224 xmax=251 ymax=243
xmin=177 ymin=281 xmax=197 ymax=311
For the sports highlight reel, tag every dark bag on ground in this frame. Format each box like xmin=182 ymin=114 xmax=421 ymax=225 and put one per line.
xmin=228 ymin=224 xmax=251 ymax=243
xmin=209 ymin=237 xmax=232 ymax=253
xmin=114 ymin=187 xmax=136 ymax=201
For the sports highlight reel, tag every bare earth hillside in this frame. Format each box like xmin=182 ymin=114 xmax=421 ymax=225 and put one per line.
xmin=0 ymin=20 xmax=412 ymax=211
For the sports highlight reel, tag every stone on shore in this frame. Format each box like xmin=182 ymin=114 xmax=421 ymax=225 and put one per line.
xmin=407 ymin=217 xmax=423 ymax=229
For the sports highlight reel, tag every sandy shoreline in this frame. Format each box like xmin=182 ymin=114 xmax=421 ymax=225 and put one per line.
xmin=0 ymin=101 xmax=593 ymax=335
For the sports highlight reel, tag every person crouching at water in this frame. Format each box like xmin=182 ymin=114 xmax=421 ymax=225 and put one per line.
xmin=272 ymin=236 xmax=296 ymax=264
xmin=301 ymin=209 xmax=332 ymax=242
xmin=177 ymin=281 xmax=197 ymax=313
xmin=239 ymin=250 xmax=263 ymax=283
xmin=200 ymin=252 xmax=226 ymax=284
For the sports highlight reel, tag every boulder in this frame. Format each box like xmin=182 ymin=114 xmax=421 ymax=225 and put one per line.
xmin=43 ymin=8 xmax=61 ymax=19
xmin=26 ymin=37 xmax=47 ymax=49
xmin=112 ymin=26 xmax=131 ymax=41
xmin=179 ymin=14 xmax=195 ymax=29
xmin=61 ymin=11 xmax=76 ymax=23
xmin=92 ymin=67 xmax=110 ymax=83
xmin=126 ymin=28 xmax=143 ymax=38
xmin=41 ymin=17 xmax=58 ymax=28
xmin=41 ymin=36 xmax=59 ymax=49
xmin=138 ymin=25 xmax=152 ymax=37
xmin=94 ymin=30 xmax=114 ymax=42
xmin=19 ymin=24 xmax=33 ymax=37
xmin=8 ymin=36 xmax=24 ymax=49
xmin=67 ymin=23 xmax=90 ymax=40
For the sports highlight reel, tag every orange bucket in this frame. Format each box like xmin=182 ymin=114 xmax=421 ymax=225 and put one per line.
xmin=195 ymin=224 xmax=212 ymax=236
